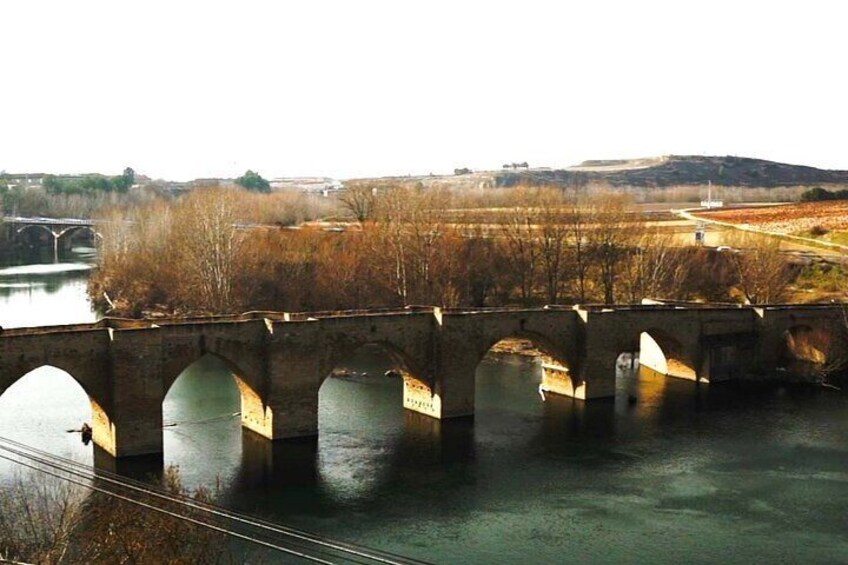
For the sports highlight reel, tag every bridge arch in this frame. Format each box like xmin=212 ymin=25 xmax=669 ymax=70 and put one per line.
xmin=16 ymin=224 xmax=57 ymax=239
xmin=776 ymin=324 xmax=839 ymax=376
xmin=321 ymin=339 xmax=428 ymax=388
xmin=640 ymin=329 xmax=698 ymax=380
xmin=163 ymin=352 xmax=272 ymax=441
xmin=56 ymin=225 xmax=101 ymax=241
xmin=0 ymin=364 xmax=114 ymax=456
xmin=616 ymin=327 xmax=699 ymax=381
xmin=321 ymin=338 xmax=434 ymax=418
xmin=475 ymin=330 xmax=578 ymax=399
xmin=474 ymin=330 xmax=574 ymax=369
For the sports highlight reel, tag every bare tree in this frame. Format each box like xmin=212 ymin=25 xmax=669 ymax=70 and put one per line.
xmin=534 ymin=188 xmax=572 ymax=304
xmin=405 ymin=187 xmax=451 ymax=303
xmin=726 ymin=231 xmax=794 ymax=304
xmin=374 ymin=185 xmax=413 ymax=304
xmin=91 ymin=201 xmax=174 ymax=316
xmin=620 ymin=229 xmax=687 ymax=303
xmin=564 ymin=193 xmax=593 ymax=302
xmin=0 ymin=467 xmax=233 ymax=564
xmin=0 ymin=472 xmax=85 ymax=563
xmin=499 ymin=188 xmax=541 ymax=304
xmin=337 ymin=182 xmax=378 ymax=223
xmin=587 ymin=194 xmax=636 ymax=304
xmin=171 ymin=188 xmax=243 ymax=312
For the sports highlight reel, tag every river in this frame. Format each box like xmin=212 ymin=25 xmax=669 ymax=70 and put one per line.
xmin=0 ymin=247 xmax=846 ymax=563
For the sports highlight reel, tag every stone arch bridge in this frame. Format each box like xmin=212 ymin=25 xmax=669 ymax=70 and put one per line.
xmin=0 ymin=303 xmax=843 ymax=458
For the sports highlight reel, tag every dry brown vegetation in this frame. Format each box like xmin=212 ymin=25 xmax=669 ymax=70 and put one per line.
xmin=723 ymin=232 xmax=796 ymax=304
xmin=1 ymin=185 xmax=163 ymax=219
xmin=88 ymin=185 xmax=797 ymax=317
xmin=0 ymin=467 xmax=233 ymax=564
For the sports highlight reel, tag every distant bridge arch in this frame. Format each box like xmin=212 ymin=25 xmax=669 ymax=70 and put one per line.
xmin=56 ymin=224 xmax=101 ymax=241
xmin=15 ymin=223 xmax=56 ymax=238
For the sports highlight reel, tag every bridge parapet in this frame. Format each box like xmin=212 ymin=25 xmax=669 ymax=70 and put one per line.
xmin=1 ymin=323 xmax=105 ymax=337
xmin=2 ymin=216 xmax=101 ymax=227
xmin=577 ymin=303 xmax=748 ymax=312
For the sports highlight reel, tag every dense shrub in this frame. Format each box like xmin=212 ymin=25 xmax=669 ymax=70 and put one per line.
xmin=89 ymin=186 xmax=759 ymax=316
xmin=800 ymin=187 xmax=848 ymax=201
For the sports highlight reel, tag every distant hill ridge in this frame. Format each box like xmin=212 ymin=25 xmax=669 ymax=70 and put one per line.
xmin=495 ymin=155 xmax=848 ymax=188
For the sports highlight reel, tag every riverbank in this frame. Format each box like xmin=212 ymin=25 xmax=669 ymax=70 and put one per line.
xmin=487 ymin=337 xmax=543 ymax=358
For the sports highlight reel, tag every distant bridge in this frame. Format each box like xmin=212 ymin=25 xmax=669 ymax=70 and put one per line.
xmin=1 ymin=303 xmax=843 ymax=460
xmin=2 ymin=216 xmax=101 ymax=258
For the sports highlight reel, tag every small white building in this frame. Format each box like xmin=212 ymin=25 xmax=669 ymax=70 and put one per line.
xmin=700 ymin=198 xmax=724 ymax=208
xmin=700 ymin=182 xmax=723 ymax=208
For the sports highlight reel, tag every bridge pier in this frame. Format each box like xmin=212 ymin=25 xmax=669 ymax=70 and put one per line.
xmin=539 ymin=363 xmax=618 ymax=400
xmin=403 ymin=363 xmax=476 ymax=419
xmin=105 ymin=330 xmax=166 ymax=458
xmin=264 ymin=385 xmax=320 ymax=439
xmin=236 ymin=378 xmax=278 ymax=439
xmin=261 ymin=324 xmax=323 ymax=440
xmin=405 ymin=331 xmax=477 ymax=420
xmin=89 ymin=398 xmax=118 ymax=456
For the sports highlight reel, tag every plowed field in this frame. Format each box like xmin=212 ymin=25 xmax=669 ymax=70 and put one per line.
xmin=696 ymin=202 xmax=848 ymax=234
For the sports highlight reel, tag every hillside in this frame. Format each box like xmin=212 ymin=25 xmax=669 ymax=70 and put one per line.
xmin=494 ymin=155 xmax=848 ymax=189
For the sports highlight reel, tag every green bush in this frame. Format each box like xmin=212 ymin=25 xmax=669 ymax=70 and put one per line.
xmin=800 ymin=186 xmax=848 ymax=201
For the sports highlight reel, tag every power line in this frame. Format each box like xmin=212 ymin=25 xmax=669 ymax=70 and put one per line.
xmin=0 ymin=437 xmax=431 ymax=565
xmin=0 ymin=445 xmax=377 ymax=564
xmin=1 ymin=439 xmax=419 ymax=565
xmin=0 ymin=451 xmax=335 ymax=565
xmin=0 ymin=443 xmax=386 ymax=564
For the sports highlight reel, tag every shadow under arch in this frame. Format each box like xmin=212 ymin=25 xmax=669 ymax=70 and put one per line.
xmin=634 ymin=327 xmax=698 ymax=381
xmin=777 ymin=324 xmax=834 ymax=376
xmin=15 ymin=224 xmax=55 ymax=239
xmin=57 ymin=224 xmax=101 ymax=242
xmin=316 ymin=341 xmax=418 ymax=504
xmin=476 ymin=331 xmax=578 ymax=398
xmin=163 ymin=352 xmax=273 ymax=443
xmin=0 ymin=364 xmax=114 ymax=458
xmin=320 ymin=338 xmax=435 ymax=417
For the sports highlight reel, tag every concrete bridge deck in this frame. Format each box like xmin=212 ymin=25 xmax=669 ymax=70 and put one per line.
xmin=2 ymin=216 xmax=99 ymax=226
xmin=1 ymin=303 xmax=844 ymax=459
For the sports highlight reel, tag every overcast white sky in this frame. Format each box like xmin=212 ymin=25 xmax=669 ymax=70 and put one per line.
xmin=1 ymin=1 xmax=846 ymax=181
